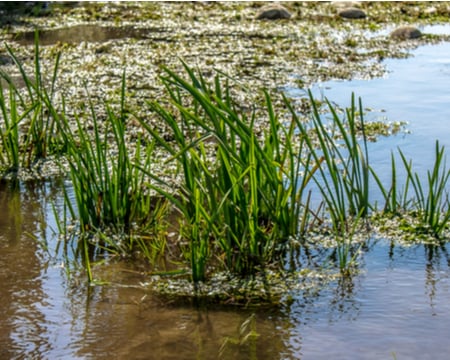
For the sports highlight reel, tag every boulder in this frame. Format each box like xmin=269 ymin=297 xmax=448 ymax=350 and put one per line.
xmin=390 ymin=26 xmax=422 ymax=40
xmin=256 ymin=4 xmax=291 ymax=20
xmin=338 ymin=7 xmax=366 ymax=19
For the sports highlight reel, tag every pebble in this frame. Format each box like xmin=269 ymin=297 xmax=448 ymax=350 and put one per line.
xmin=331 ymin=2 xmax=361 ymax=10
xmin=390 ymin=26 xmax=422 ymax=40
xmin=338 ymin=7 xmax=366 ymax=19
xmin=256 ymin=4 xmax=291 ymax=20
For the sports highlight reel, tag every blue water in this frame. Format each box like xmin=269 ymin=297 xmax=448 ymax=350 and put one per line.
xmin=282 ymin=25 xmax=450 ymax=360
xmin=311 ymin=37 xmax=450 ymax=174
xmin=287 ymin=240 xmax=450 ymax=360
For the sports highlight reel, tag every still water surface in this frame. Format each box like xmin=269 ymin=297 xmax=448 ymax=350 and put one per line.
xmin=2 ymin=27 xmax=450 ymax=359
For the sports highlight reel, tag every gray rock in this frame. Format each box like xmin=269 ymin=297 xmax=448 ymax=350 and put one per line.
xmin=256 ymin=4 xmax=291 ymax=20
xmin=390 ymin=26 xmax=422 ymax=40
xmin=338 ymin=7 xmax=366 ymax=19
xmin=331 ymin=2 xmax=361 ymax=10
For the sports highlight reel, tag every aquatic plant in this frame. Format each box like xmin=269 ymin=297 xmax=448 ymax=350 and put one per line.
xmin=398 ymin=141 xmax=450 ymax=238
xmin=371 ymin=152 xmax=403 ymax=214
xmin=291 ymin=92 xmax=372 ymax=234
xmin=372 ymin=141 xmax=450 ymax=239
xmin=0 ymin=32 xmax=65 ymax=175
xmin=61 ymin=72 xmax=169 ymax=261
xmin=138 ymin=63 xmax=316 ymax=281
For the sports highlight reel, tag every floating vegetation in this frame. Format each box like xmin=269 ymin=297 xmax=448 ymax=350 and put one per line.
xmin=147 ymin=268 xmax=339 ymax=307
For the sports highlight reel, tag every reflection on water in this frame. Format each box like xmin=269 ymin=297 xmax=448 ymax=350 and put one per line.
xmin=13 ymin=25 xmax=165 ymax=46
xmin=0 ymin=180 xmax=60 ymax=358
xmin=2 ymin=25 xmax=450 ymax=360
xmin=290 ymin=242 xmax=450 ymax=360
xmin=1 ymin=180 xmax=450 ymax=359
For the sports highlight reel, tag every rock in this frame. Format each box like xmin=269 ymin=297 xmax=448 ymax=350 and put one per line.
xmin=331 ymin=2 xmax=361 ymax=10
xmin=338 ymin=7 xmax=366 ymax=19
xmin=390 ymin=26 xmax=422 ymax=40
xmin=256 ymin=4 xmax=291 ymax=20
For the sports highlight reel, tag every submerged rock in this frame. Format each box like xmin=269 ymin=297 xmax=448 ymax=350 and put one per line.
xmin=338 ymin=7 xmax=366 ymax=19
xmin=256 ymin=4 xmax=291 ymax=20
xmin=390 ymin=26 xmax=422 ymax=40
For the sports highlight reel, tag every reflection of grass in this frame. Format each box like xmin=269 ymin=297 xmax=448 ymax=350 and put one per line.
xmin=219 ymin=313 xmax=259 ymax=359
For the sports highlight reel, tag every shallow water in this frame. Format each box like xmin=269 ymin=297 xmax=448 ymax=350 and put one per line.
xmin=13 ymin=25 xmax=164 ymax=46
xmin=2 ymin=26 xmax=450 ymax=360
xmin=308 ymin=25 xmax=450 ymax=178
xmin=2 ymin=181 xmax=450 ymax=359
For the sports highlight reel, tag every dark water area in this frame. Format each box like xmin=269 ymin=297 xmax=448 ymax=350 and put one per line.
xmin=2 ymin=24 xmax=450 ymax=360
xmin=12 ymin=25 xmax=167 ymax=46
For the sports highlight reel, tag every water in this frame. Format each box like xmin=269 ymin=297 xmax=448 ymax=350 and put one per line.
xmin=291 ymin=242 xmax=450 ymax=359
xmin=308 ymin=28 xmax=450 ymax=176
xmin=2 ymin=27 xmax=450 ymax=359
xmin=12 ymin=25 xmax=163 ymax=46
xmin=2 ymin=182 xmax=450 ymax=359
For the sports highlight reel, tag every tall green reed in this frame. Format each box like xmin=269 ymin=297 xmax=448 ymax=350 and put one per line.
xmin=292 ymin=92 xmax=371 ymax=234
xmin=0 ymin=32 xmax=64 ymax=174
xmin=398 ymin=141 xmax=450 ymax=237
xmin=372 ymin=141 xmax=450 ymax=238
xmin=138 ymin=63 xmax=315 ymax=281
xmin=56 ymin=73 xmax=170 ymax=283
xmin=63 ymin=73 xmax=159 ymax=235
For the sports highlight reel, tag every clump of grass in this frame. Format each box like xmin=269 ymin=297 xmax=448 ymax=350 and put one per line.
xmin=291 ymin=92 xmax=372 ymax=235
xmin=59 ymin=73 xmax=170 ymax=281
xmin=398 ymin=141 xmax=450 ymax=237
xmin=372 ymin=141 xmax=450 ymax=240
xmin=138 ymin=63 xmax=316 ymax=281
xmin=0 ymin=32 xmax=65 ymax=176
xmin=5 ymin=32 xmax=450 ymax=294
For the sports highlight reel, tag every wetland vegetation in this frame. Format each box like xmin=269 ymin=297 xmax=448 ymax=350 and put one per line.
xmin=2 ymin=1 xmax=450 ymax=305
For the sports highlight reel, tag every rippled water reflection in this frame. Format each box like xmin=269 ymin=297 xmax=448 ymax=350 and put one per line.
xmin=2 ymin=25 xmax=450 ymax=360
xmin=2 ymin=180 xmax=450 ymax=359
